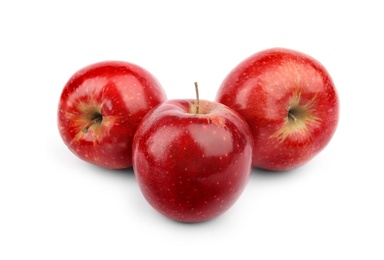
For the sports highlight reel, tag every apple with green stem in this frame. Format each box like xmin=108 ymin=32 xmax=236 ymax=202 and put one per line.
xmin=132 ymin=83 xmax=252 ymax=222
xmin=216 ymin=48 xmax=339 ymax=171
xmin=58 ymin=61 xmax=167 ymax=169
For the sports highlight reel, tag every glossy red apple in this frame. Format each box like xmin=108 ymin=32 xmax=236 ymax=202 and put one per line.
xmin=216 ymin=48 xmax=339 ymax=171
xmin=58 ymin=61 xmax=167 ymax=169
xmin=132 ymin=87 xmax=252 ymax=222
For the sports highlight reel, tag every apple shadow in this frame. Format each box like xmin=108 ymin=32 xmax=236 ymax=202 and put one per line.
xmin=162 ymin=209 xmax=232 ymax=227
xmin=86 ymin=164 xmax=135 ymax=177
xmin=250 ymin=165 xmax=309 ymax=182
xmin=79 ymin=163 xmax=138 ymax=187
xmin=254 ymin=167 xmax=290 ymax=174
xmin=253 ymin=167 xmax=294 ymax=176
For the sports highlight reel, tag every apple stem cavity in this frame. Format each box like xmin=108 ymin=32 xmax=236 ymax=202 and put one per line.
xmin=194 ymin=82 xmax=200 ymax=114
xmin=82 ymin=114 xmax=103 ymax=133
xmin=288 ymin=110 xmax=298 ymax=122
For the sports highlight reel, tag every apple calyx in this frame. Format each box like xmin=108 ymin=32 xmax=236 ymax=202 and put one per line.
xmin=82 ymin=112 xmax=103 ymax=133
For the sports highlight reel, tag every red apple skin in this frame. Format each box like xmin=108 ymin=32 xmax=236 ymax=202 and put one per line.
xmin=216 ymin=48 xmax=339 ymax=171
xmin=58 ymin=61 xmax=167 ymax=169
xmin=132 ymin=99 xmax=252 ymax=222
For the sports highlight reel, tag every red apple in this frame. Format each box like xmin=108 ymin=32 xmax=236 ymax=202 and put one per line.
xmin=216 ymin=48 xmax=339 ymax=171
xmin=132 ymin=89 xmax=252 ymax=222
xmin=58 ymin=61 xmax=167 ymax=169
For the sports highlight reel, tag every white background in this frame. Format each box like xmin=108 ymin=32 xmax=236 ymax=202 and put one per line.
xmin=1 ymin=1 xmax=383 ymax=259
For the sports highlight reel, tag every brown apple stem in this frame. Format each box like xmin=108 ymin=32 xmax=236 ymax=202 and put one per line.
xmin=194 ymin=82 xmax=200 ymax=114
xmin=82 ymin=116 xmax=102 ymax=133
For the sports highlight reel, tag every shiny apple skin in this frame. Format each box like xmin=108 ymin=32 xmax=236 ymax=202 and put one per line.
xmin=132 ymin=99 xmax=252 ymax=222
xmin=216 ymin=48 xmax=339 ymax=171
xmin=58 ymin=61 xmax=167 ymax=169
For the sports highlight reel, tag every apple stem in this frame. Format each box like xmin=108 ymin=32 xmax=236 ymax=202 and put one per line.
xmin=194 ymin=82 xmax=200 ymax=114
xmin=288 ymin=112 xmax=297 ymax=122
xmin=82 ymin=116 xmax=102 ymax=133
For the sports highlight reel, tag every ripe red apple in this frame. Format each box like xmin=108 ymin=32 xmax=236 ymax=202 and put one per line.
xmin=132 ymin=87 xmax=252 ymax=222
xmin=216 ymin=48 xmax=339 ymax=171
xmin=58 ymin=61 xmax=167 ymax=169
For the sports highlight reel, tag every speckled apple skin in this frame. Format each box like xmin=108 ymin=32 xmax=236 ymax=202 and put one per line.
xmin=132 ymin=99 xmax=252 ymax=222
xmin=58 ymin=61 xmax=167 ymax=169
xmin=216 ymin=48 xmax=339 ymax=171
